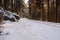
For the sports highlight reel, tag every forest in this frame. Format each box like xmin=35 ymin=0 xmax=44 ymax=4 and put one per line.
xmin=0 ymin=0 xmax=60 ymax=23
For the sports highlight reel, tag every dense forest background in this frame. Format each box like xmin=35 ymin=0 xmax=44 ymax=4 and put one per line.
xmin=0 ymin=0 xmax=60 ymax=23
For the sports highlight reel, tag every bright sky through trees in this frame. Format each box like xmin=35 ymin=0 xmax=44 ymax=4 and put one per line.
xmin=24 ymin=0 xmax=29 ymax=7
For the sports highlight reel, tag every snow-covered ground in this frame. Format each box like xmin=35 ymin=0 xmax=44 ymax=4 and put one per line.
xmin=0 ymin=18 xmax=60 ymax=40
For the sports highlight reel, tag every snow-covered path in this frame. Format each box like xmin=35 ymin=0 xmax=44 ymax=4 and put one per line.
xmin=0 ymin=18 xmax=60 ymax=40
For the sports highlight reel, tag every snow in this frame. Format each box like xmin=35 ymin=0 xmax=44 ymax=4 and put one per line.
xmin=0 ymin=18 xmax=60 ymax=40
xmin=4 ymin=10 xmax=15 ymax=18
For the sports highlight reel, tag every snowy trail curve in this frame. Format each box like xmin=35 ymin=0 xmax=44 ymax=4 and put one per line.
xmin=0 ymin=18 xmax=60 ymax=40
